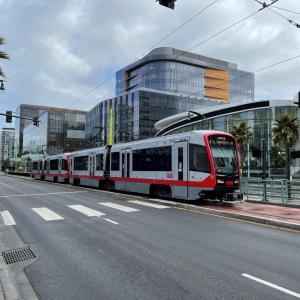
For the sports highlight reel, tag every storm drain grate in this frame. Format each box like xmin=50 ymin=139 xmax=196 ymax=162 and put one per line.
xmin=1 ymin=246 xmax=36 ymax=265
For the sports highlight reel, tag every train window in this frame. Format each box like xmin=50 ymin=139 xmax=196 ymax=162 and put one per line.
xmin=111 ymin=152 xmax=120 ymax=171
xmin=132 ymin=146 xmax=172 ymax=171
xmin=96 ymin=154 xmax=104 ymax=170
xmin=156 ymin=146 xmax=172 ymax=171
xmin=62 ymin=159 xmax=68 ymax=171
xmin=50 ymin=159 xmax=59 ymax=170
xmin=74 ymin=156 xmax=88 ymax=171
xmin=32 ymin=162 xmax=38 ymax=170
xmin=189 ymin=144 xmax=211 ymax=173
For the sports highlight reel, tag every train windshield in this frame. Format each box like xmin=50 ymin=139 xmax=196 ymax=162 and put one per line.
xmin=208 ymin=135 xmax=238 ymax=174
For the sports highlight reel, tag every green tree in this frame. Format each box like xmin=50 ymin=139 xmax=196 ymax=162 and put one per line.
xmin=270 ymin=146 xmax=286 ymax=168
xmin=272 ymin=114 xmax=299 ymax=179
xmin=0 ymin=37 xmax=9 ymax=78
xmin=230 ymin=122 xmax=253 ymax=170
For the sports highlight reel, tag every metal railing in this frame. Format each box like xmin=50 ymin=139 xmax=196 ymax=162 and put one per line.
xmin=240 ymin=178 xmax=300 ymax=206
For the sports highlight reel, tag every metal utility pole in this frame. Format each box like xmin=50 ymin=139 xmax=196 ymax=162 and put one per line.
xmin=262 ymin=139 xmax=267 ymax=201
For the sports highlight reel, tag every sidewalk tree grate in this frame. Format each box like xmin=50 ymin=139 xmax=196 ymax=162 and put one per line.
xmin=1 ymin=246 xmax=36 ymax=265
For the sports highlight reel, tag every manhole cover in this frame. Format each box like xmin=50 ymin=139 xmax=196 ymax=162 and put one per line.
xmin=1 ymin=246 xmax=36 ymax=265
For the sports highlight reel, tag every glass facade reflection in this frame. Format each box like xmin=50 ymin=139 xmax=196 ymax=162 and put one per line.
xmin=0 ymin=128 xmax=15 ymax=168
xmin=22 ymin=108 xmax=86 ymax=156
xmin=87 ymin=47 xmax=255 ymax=146
xmin=85 ymin=89 xmax=220 ymax=146
xmin=156 ymin=100 xmax=300 ymax=175
xmin=116 ymin=47 xmax=254 ymax=103
xmin=15 ymin=105 xmax=48 ymax=157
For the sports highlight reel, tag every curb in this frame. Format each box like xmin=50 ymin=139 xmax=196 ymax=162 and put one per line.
xmin=141 ymin=198 xmax=300 ymax=232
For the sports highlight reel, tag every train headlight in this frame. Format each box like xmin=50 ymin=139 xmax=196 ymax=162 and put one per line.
xmin=217 ymin=179 xmax=224 ymax=184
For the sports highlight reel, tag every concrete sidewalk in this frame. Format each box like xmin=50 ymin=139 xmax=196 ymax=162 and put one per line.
xmin=146 ymin=199 xmax=300 ymax=231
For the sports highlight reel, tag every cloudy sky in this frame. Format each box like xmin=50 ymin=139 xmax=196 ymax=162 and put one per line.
xmin=0 ymin=0 xmax=299 ymax=128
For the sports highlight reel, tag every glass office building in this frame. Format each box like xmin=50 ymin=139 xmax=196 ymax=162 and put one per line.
xmin=155 ymin=99 xmax=300 ymax=176
xmin=22 ymin=107 xmax=86 ymax=156
xmin=85 ymin=89 xmax=220 ymax=145
xmin=0 ymin=128 xmax=15 ymax=169
xmin=14 ymin=104 xmax=49 ymax=157
xmin=87 ymin=47 xmax=254 ymax=145
xmin=116 ymin=47 xmax=254 ymax=103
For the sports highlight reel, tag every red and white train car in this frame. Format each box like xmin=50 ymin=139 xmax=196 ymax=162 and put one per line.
xmin=31 ymin=153 xmax=71 ymax=183
xmin=31 ymin=131 xmax=241 ymax=201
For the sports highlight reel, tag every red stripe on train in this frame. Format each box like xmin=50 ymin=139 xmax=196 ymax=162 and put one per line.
xmin=33 ymin=173 xmax=215 ymax=188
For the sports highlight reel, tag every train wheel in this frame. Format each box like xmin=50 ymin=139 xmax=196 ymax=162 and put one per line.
xmin=150 ymin=185 xmax=171 ymax=198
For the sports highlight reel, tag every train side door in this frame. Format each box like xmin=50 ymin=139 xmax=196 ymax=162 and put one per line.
xmin=89 ymin=155 xmax=95 ymax=177
xmin=120 ymin=148 xmax=131 ymax=190
xmin=174 ymin=141 xmax=188 ymax=198
xmin=59 ymin=159 xmax=62 ymax=175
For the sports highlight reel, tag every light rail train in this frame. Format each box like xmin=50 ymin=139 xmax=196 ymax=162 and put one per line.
xmin=31 ymin=131 xmax=242 ymax=202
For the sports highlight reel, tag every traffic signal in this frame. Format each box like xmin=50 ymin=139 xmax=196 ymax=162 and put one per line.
xmin=33 ymin=116 xmax=39 ymax=126
xmin=294 ymin=91 xmax=300 ymax=108
xmin=157 ymin=0 xmax=176 ymax=9
xmin=251 ymin=146 xmax=261 ymax=158
xmin=5 ymin=111 xmax=12 ymax=123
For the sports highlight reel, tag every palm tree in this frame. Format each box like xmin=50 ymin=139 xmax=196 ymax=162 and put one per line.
xmin=230 ymin=122 xmax=253 ymax=171
xmin=272 ymin=114 xmax=299 ymax=180
xmin=0 ymin=37 xmax=9 ymax=78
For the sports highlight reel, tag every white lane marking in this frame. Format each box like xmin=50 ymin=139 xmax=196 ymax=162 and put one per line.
xmin=0 ymin=191 xmax=87 ymax=198
xmin=68 ymin=205 xmax=105 ymax=217
xmin=0 ymin=211 xmax=16 ymax=226
xmin=105 ymin=218 xmax=119 ymax=225
xmin=98 ymin=202 xmax=139 ymax=212
xmin=242 ymin=273 xmax=300 ymax=298
xmin=128 ymin=200 xmax=169 ymax=209
xmin=31 ymin=207 xmax=64 ymax=221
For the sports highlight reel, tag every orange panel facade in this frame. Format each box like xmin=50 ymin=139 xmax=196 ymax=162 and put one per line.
xmin=204 ymin=69 xmax=229 ymax=102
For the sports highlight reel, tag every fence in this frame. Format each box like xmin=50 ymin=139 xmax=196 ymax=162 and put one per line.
xmin=240 ymin=178 xmax=300 ymax=206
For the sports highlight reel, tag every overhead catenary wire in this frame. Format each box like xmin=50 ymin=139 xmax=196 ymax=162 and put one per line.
xmin=272 ymin=5 xmax=300 ymax=15
xmin=188 ymin=10 xmax=260 ymax=51
xmin=267 ymin=6 xmax=300 ymax=28
xmin=78 ymin=6 xmax=266 ymax=111
xmin=137 ymin=0 xmax=220 ymax=59
xmin=188 ymin=52 xmax=300 ymax=98
xmin=80 ymin=3 xmax=284 ymax=111
xmin=68 ymin=0 xmax=220 ymax=110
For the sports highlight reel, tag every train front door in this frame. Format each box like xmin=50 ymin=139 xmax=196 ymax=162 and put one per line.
xmin=174 ymin=141 xmax=188 ymax=199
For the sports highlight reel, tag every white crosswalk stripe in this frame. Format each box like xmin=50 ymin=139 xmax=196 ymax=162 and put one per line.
xmin=31 ymin=207 xmax=64 ymax=221
xmin=0 ymin=211 xmax=16 ymax=226
xmin=68 ymin=205 xmax=105 ymax=217
xmin=128 ymin=200 xmax=169 ymax=209
xmin=98 ymin=202 xmax=139 ymax=212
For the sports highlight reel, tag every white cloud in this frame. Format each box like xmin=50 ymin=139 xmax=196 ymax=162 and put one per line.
xmin=42 ymin=36 xmax=91 ymax=76
xmin=0 ymin=0 xmax=300 ymax=130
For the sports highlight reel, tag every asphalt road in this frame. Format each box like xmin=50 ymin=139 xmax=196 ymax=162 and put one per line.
xmin=0 ymin=174 xmax=299 ymax=300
